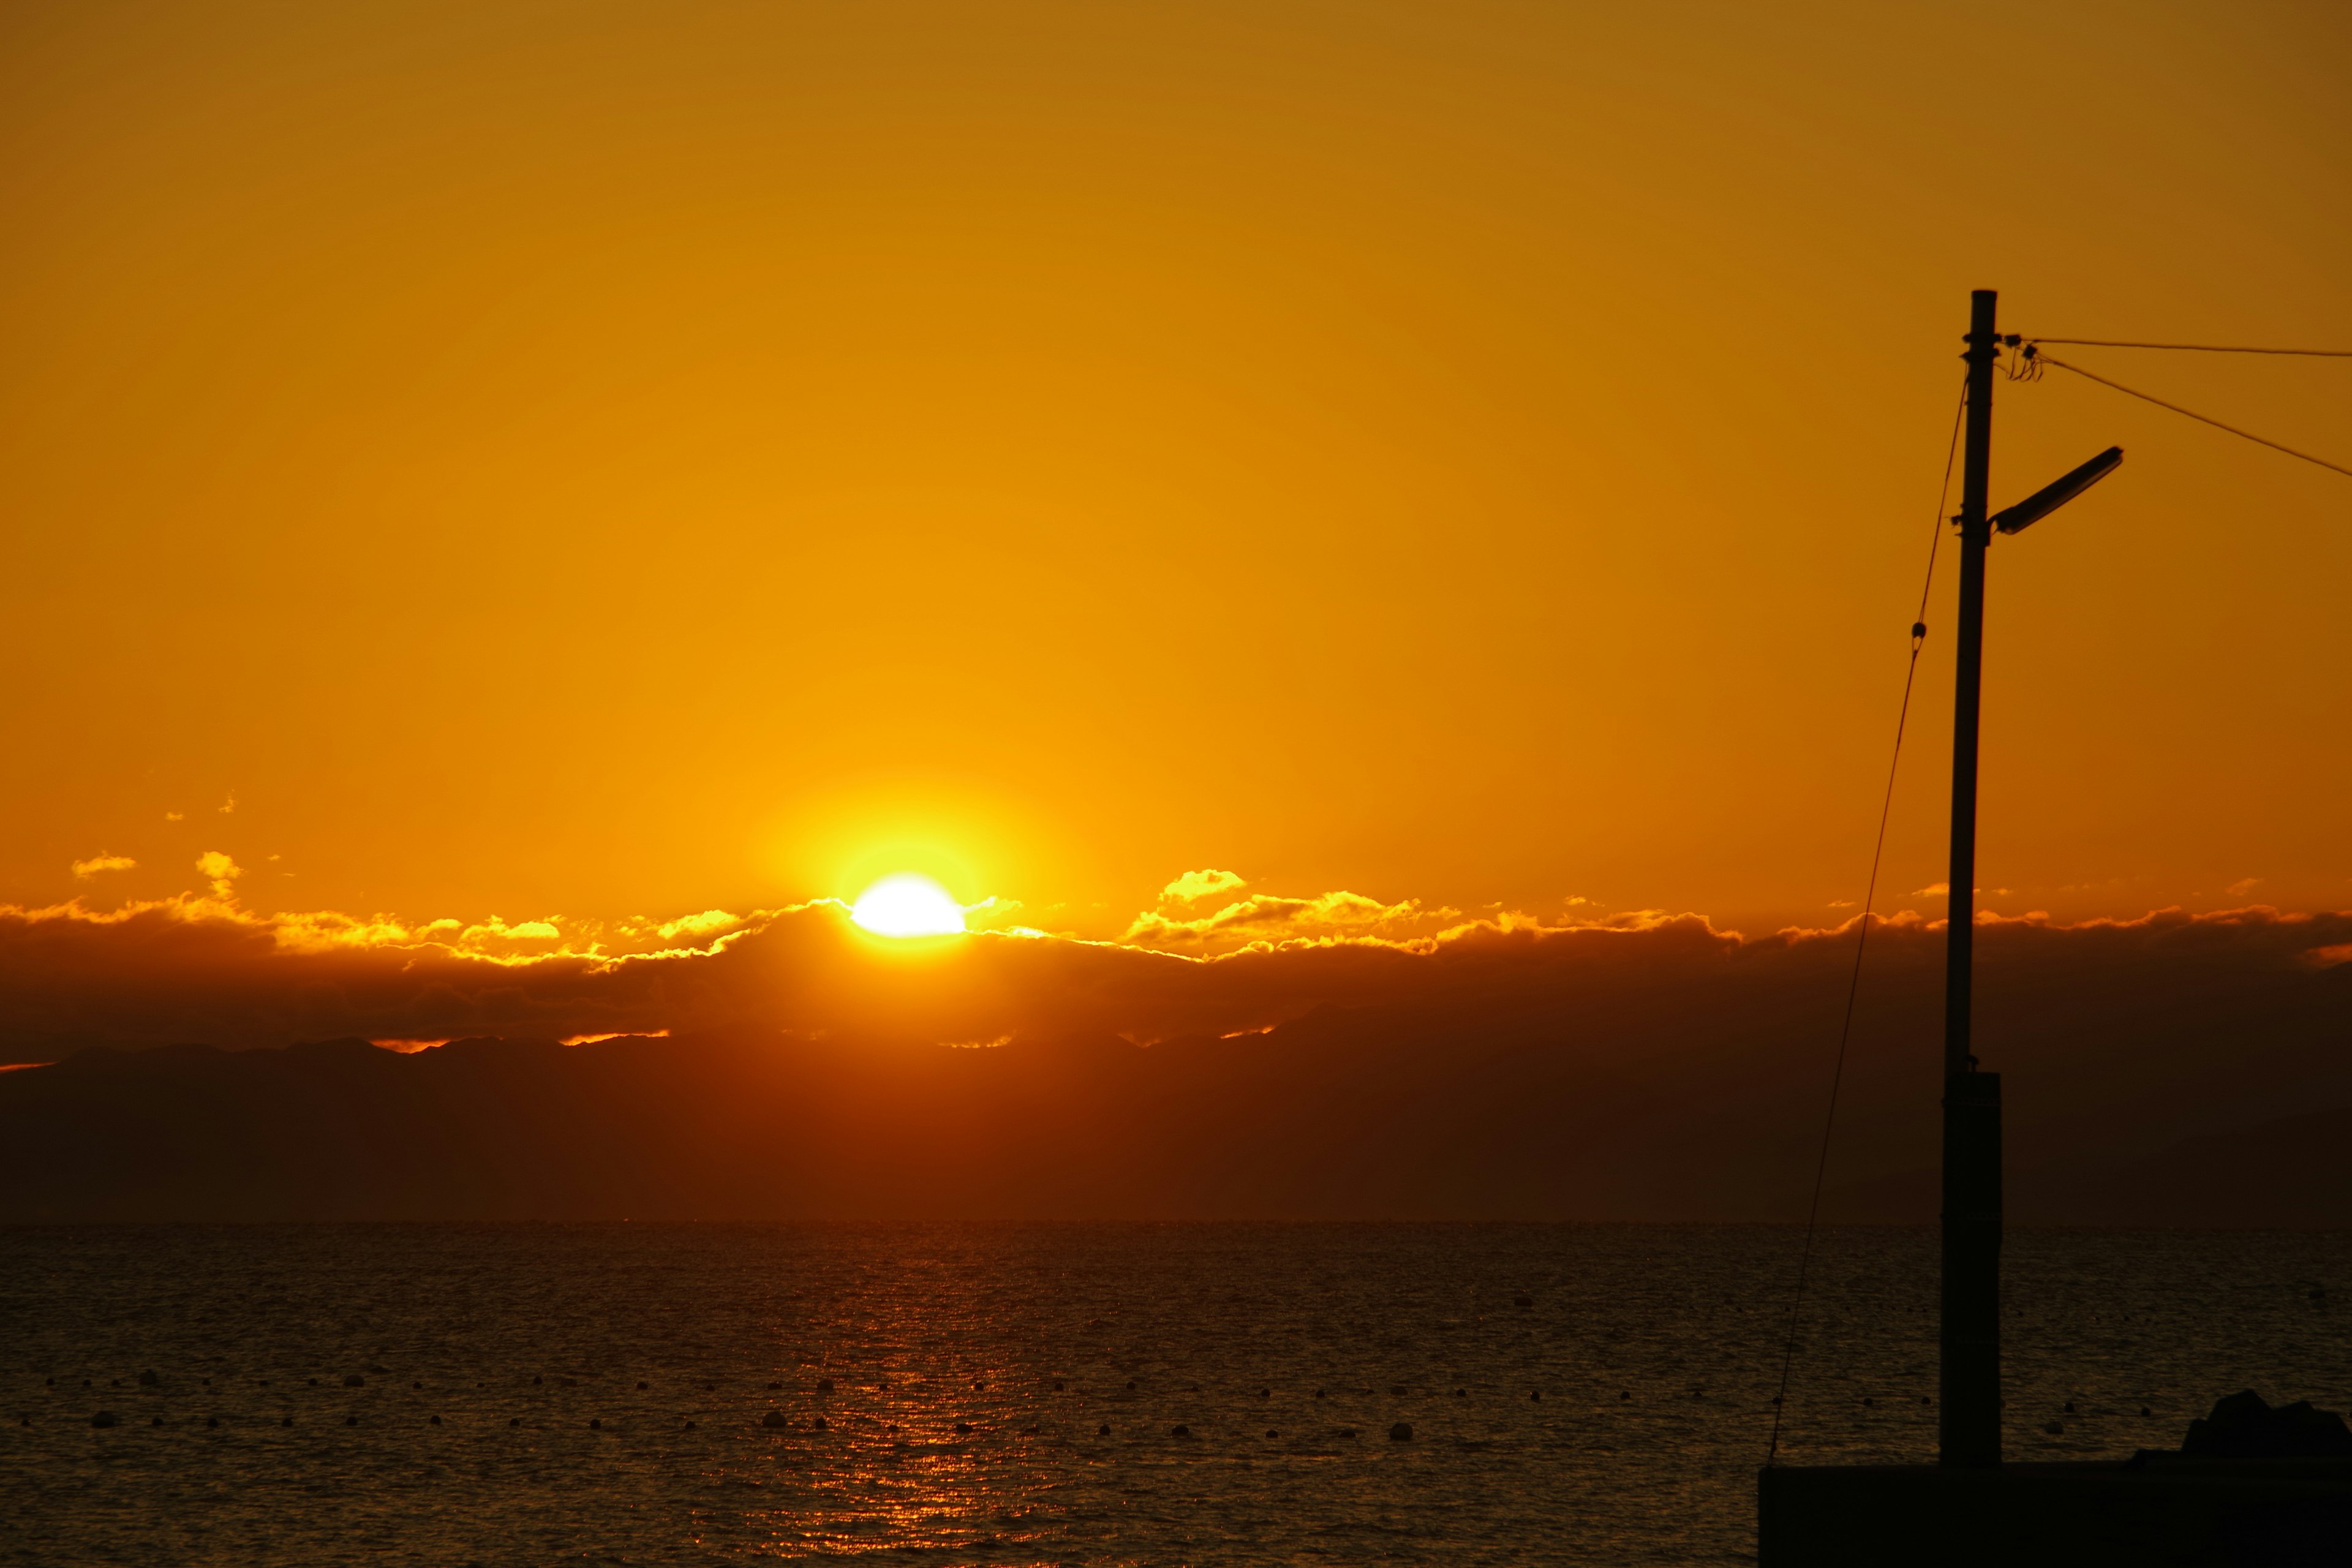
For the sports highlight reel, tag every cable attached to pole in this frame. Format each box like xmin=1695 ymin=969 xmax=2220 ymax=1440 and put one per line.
xmin=1765 ymin=376 xmax=1962 ymax=1465
xmin=2016 ymin=337 xmax=2352 ymax=358
xmin=2026 ymin=352 xmax=2352 ymax=481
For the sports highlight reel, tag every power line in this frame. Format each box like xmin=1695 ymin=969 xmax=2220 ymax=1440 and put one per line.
xmin=2031 ymin=352 xmax=2352 ymax=481
xmin=2019 ymin=337 xmax=2352 ymax=358
xmin=1766 ymin=373 xmax=1962 ymax=1466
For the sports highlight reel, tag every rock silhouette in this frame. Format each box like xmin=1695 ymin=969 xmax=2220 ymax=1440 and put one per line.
xmin=2180 ymin=1390 xmax=2352 ymax=1459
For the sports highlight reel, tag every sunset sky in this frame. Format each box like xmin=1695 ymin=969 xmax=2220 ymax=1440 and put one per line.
xmin=4 ymin=0 xmax=2348 ymax=976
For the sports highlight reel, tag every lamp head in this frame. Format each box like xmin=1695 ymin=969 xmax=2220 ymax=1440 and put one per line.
xmin=1992 ymin=446 xmax=2124 ymax=535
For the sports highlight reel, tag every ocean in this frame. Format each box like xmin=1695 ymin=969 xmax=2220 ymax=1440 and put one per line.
xmin=4 ymin=1224 xmax=2349 ymax=1565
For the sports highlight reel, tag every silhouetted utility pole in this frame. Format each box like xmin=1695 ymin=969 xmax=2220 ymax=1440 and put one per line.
xmin=1941 ymin=288 xmax=2003 ymax=1469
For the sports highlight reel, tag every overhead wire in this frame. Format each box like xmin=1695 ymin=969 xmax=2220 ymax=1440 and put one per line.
xmin=2016 ymin=338 xmax=2352 ymax=358
xmin=1765 ymin=372 xmax=1962 ymax=1466
xmin=2029 ymin=350 xmax=2352 ymax=481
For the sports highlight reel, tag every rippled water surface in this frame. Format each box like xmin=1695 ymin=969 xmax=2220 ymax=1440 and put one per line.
xmin=4 ymin=1224 xmax=2350 ymax=1565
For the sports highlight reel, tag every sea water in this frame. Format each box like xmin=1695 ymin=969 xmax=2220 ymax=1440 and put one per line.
xmin=4 ymin=1224 xmax=2349 ymax=1566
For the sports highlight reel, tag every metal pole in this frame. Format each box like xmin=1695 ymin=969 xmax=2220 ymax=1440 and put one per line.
xmin=1940 ymin=288 xmax=2003 ymax=1468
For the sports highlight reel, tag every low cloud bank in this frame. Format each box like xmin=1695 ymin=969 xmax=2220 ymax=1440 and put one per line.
xmin=0 ymin=892 xmax=2346 ymax=1221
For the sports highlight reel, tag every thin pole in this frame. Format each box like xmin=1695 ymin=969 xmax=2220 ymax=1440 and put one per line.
xmin=1939 ymin=289 xmax=2003 ymax=1468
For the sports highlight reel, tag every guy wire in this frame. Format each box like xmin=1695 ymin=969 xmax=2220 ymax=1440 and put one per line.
xmin=1765 ymin=374 xmax=1962 ymax=1464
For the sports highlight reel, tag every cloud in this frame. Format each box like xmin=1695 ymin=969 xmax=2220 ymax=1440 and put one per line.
xmin=1161 ymin=869 xmax=1246 ymax=904
xmin=2 ymin=897 xmax=2346 ymax=1221
xmin=218 ymin=794 xmax=236 ymax=815
xmin=459 ymin=916 xmax=564 ymax=944
xmin=1122 ymin=887 xmax=1446 ymax=948
xmin=195 ymin=851 xmax=241 ymax=899
xmin=70 ymin=855 xmax=137 ymax=880
xmin=2228 ymin=877 xmax=2264 ymax=898
xmin=1912 ymin=883 xmax=1949 ymax=897
xmin=163 ymin=812 xmax=184 ymax=823
xmin=657 ymin=910 xmax=742 ymax=940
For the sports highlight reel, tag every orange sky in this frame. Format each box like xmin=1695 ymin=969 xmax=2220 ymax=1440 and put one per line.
xmin=4 ymin=0 xmax=2348 ymax=943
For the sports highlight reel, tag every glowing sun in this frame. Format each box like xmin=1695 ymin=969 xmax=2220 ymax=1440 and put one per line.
xmin=850 ymin=873 xmax=968 ymax=938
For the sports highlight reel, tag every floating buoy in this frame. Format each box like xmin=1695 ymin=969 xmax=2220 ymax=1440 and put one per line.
xmin=411 ymin=1381 xmax=421 ymax=1390
xmin=1513 ymin=1294 xmax=1533 ymax=1308
xmin=1619 ymin=1392 xmax=1631 ymax=1401
xmin=589 ymin=1418 xmax=602 ymax=1430
xmin=1339 ymin=1427 xmax=1357 ymax=1439
xmin=151 ymin=1415 xmax=162 ymax=1426
xmin=532 ymin=1376 xmax=543 ymax=1387
xmin=1098 ymin=1423 xmax=1111 ymax=1436
xmin=685 ymin=1420 xmax=697 ymax=1429
xmin=281 ymin=1417 xmax=293 ymax=1428
xmin=1266 ymin=1428 xmax=1280 ymax=1438
xmin=139 ymin=1370 xmax=159 ymax=1387
xmin=2063 ymin=1401 xmax=2076 ymax=1414
xmin=1455 ymin=1389 xmax=1466 ymax=1397
xmin=2043 ymin=1420 xmax=2064 ymax=1435
xmin=206 ymin=1415 xmax=218 ymax=1428
xmin=201 ymin=1378 xmax=211 ymax=1388
xmin=1259 ymin=1388 xmax=1270 ymax=1398
xmin=817 ymin=1378 xmax=834 ymax=1393
xmin=766 ymin=1382 xmax=782 ymax=1392
xmin=762 ymin=1410 xmax=787 ymax=1430
xmin=1531 ymin=1392 xmax=1542 ymax=1403
xmin=1388 ymin=1385 xmax=1406 ymax=1396
xmin=636 ymin=1381 xmax=647 ymax=1390
xmin=92 ymin=1412 xmax=118 ymax=1428
xmin=1053 ymin=1381 xmax=1066 ymax=1392
xmin=307 ymin=1379 xmax=319 ymax=1388
xmin=812 ymin=1416 xmax=827 ymax=1430
xmin=954 ymin=1421 xmax=973 ymax=1434
xmin=1171 ymin=1424 xmax=1191 ymax=1438
xmin=2141 ymin=1406 xmax=2152 ymax=1417
xmin=343 ymin=1375 xmax=364 ymax=1389
xmin=1125 ymin=1380 xmax=1137 ymax=1390
xmin=508 ymin=1417 xmax=520 ymax=1428
xmin=344 ymin=1415 xmax=356 ymax=1427
xmin=430 ymin=1415 xmax=441 ymax=1425
xmin=1314 ymin=1389 xmax=1325 ymax=1399
xmin=1863 ymin=1397 xmax=1874 ymax=1406
xmin=1389 ymin=1422 xmax=1413 ymax=1441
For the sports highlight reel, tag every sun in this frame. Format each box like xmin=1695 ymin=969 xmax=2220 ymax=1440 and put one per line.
xmin=849 ymin=873 xmax=968 ymax=938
